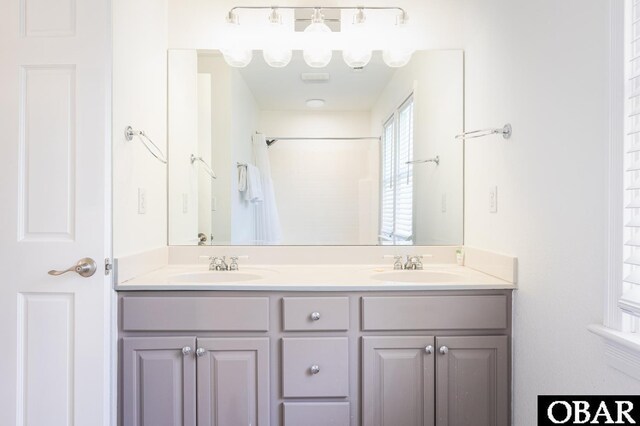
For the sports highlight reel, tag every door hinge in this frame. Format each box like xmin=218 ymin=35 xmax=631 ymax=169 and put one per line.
xmin=105 ymin=258 xmax=113 ymax=276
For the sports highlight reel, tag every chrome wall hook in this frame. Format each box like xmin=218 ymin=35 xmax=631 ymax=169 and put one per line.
xmin=125 ymin=126 xmax=167 ymax=164
xmin=455 ymin=123 xmax=512 ymax=140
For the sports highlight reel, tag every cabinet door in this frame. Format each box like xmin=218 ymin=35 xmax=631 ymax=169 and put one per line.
xmin=436 ymin=336 xmax=508 ymax=426
xmin=122 ymin=336 xmax=197 ymax=426
xmin=362 ymin=336 xmax=435 ymax=426
xmin=196 ymin=337 xmax=270 ymax=426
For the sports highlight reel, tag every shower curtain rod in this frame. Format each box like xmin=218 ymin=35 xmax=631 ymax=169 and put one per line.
xmin=265 ymin=136 xmax=381 ymax=146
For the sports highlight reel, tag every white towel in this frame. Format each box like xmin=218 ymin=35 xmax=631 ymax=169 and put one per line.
xmin=238 ymin=165 xmax=247 ymax=192
xmin=244 ymin=164 xmax=263 ymax=203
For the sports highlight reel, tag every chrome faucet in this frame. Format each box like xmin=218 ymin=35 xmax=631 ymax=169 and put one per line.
xmin=209 ymin=256 xmax=229 ymax=271
xmin=404 ymin=255 xmax=424 ymax=270
xmin=229 ymin=256 xmax=239 ymax=271
xmin=392 ymin=255 xmax=404 ymax=270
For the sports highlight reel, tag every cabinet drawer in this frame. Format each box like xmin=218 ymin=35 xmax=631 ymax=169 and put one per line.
xmin=121 ymin=296 xmax=269 ymax=331
xmin=282 ymin=297 xmax=349 ymax=331
xmin=282 ymin=337 xmax=349 ymax=398
xmin=361 ymin=295 xmax=507 ymax=331
xmin=283 ymin=402 xmax=350 ymax=426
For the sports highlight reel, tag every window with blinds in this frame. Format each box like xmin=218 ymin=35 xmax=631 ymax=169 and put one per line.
xmin=379 ymin=96 xmax=414 ymax=244
xmin=622 ymin=0 xmax=640 ymax=331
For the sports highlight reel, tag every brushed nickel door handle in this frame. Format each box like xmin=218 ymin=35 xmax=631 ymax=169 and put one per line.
xmin=48 ymin=257 xmax=97 ymax=278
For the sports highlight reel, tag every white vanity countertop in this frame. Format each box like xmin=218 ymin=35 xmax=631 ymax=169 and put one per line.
xmin=115 ymin=264 xmax=516 ymax=292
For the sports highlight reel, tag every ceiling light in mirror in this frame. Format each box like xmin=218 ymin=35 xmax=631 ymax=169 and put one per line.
xmin=382 ymin=13 xmax=415 ymax=68
xmin=221 ymin=13 xmax=253 ymax=68
xmin=305 ymin=99 xmax=325 ymax=108
xmin=303 ymin=8 xmax=333 ymax=68
xmin=342 ymin=8 xmax=372 ymax=69
xmin=263 ymin=8 xmax=292 ymax=68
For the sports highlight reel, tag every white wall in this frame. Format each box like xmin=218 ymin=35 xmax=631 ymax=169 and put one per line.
xmin=197 ymin=53 xmax=257 ymax=244
xmin=197 ymin=74 xmax=213 ymax=242
xmin=167 ymin=50 xmax=199 ymax=245
xmin=371 ymin=50 xmax=464 ymax=245
xmin=453 ymin=0 xmax=640 ymax=420
xmin=259 ymin=111 xmax=377 ymax=244
xmin=230 ymin=72 xmax=259 ymax=244
xmin=166 ymin=0 xmax=640 ymax=422
xmin=113 ymin=0 xmax=167 ymax=257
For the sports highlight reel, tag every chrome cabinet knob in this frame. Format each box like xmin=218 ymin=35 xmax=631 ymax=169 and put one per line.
xmin=310 ymin=312 xmax=321 ymax=321
xmin=439 ymin=346 xmax=449 ymax=355
xmin=48 ymin=257 xmax=97 ymax=278
xmin=310 ymin=365 xmax=320 ymax=375
xmin=196 ymin=348 xmax=206 ymax=357
xmin=425 ymin=345 xmax=434 ymax=355
xmin=182 ymin=346 xmax=193 ymax=356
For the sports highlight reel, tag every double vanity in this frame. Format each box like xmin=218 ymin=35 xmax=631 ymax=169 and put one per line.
xmin=116 ymin=249 xmax=515 ymax=426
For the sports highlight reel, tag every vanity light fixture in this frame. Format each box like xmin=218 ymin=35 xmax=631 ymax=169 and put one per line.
xmin=303 ymin=8 xmax=333 ymax=68
xmin=305 ymin=98 xmax=326 ymax=108
xmin=342 ymin=8 xmax=373 ymax=69
xmin=382 ymin=10 xmax=414 ymax=67
xmin=224 ymin=5 xmax=413 ymax=69
xmin=220 ymin=11 xmax=253 ymax=68
xmin=262 ymin=8 xmax=293 ymax=68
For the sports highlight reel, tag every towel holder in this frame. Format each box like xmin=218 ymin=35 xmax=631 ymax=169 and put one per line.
xmin=124 ymin=126 xmax=167 ymax=164
xmin=455 ymin=124 xmax=512 ymax=140
xmin=191 ymin=154 xmax=217 ymax=179
xmin=406 ymin=156 xmax=439 ymax=166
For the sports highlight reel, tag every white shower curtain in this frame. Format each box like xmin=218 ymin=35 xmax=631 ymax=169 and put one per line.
xmin=252 ymin=133 xmax=282 ymax=244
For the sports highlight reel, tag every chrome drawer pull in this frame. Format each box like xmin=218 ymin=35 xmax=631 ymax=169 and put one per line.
xmin=310 ymin=365 xmax=320 ymax=375
xmin=439 ymin=346 xmax=449 ymax=355
xmin=425 ymin=345 xmax=434 ymax=355
xmin=310 ymin=312 xmax=321 ymax=321
xmin=182 ymin=346 xmax=193 ymax=356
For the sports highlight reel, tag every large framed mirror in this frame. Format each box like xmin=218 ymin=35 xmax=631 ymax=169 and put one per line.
xmin=167 ymin=49 xmax=463 ymax=246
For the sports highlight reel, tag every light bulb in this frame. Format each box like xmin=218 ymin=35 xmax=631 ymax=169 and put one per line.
xmin=303 ymin=9 xmax=332 ymax=68
xmin=343 ymin=46 xmax=372 ymax=69
xmin=220 ymin=13 xmax=253 ymax=68
xmin=262 ymin=9 xmax=292 ymax=68
xmin=382 ymin=14 xmax=415 ymax=68
xmin=342 ymin=9 xmax=372 ymax=68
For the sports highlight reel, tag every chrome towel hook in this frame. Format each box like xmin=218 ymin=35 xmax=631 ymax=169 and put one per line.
xmin=125 ymin=126 xmax=167 ymax=164
xmin=455 ymin=123 xmax=512 ymax=140
xmin=190 ymin=154 xmax=217 ymax=179
xmin=406 ymin=156 xmax=440 ymax=166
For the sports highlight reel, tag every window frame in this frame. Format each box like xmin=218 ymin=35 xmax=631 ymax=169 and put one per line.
xmin=589 ymin=0 xmax=640 ymax=381
xmin=378 ymin=93 xmax=415 ymax=244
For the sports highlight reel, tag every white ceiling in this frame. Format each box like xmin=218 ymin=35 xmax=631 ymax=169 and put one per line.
xmin=234 ymin=51 xmax=397 ymax=111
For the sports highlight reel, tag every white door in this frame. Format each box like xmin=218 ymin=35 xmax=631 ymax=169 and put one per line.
xmin=0 ymin=0 xmax=112 ymax=424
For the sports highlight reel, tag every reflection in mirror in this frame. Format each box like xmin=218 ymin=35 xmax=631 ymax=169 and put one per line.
xmin=168 ymin=49 xmax=463 ymax=246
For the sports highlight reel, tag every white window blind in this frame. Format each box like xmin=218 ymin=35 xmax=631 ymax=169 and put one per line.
xmin=379 ymin=96 xmax=414 ymax=244
xmin=380 ymin=118 xmax=396 ymax=240
xmin=622 ymin=0 xmax=640 ymax=329
xmin=395 ymin=98 xmax=414 ymax=240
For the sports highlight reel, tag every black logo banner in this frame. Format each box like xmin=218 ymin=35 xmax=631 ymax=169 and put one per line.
xmin=538 ymin=395 xmax=640 ymax=425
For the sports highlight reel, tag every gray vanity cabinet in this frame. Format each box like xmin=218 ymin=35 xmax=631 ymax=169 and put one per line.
xmin=435 ymin=336 xmax=509 ymax=426
xmin=362 ymin=336 xmax=436 ymax=426
xmin=122 ymin=336 xmax=197 ymax=426
xmin=362 ymin=335 xmax=509 ymax=426
xmin=119 ymin=291 xmax=512 ymax=426
xmin=196 ymin=337 xmax=270 ymax=426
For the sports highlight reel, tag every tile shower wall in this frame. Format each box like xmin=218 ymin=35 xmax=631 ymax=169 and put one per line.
xmin=259 ymin=111 xmax=378 ymax=245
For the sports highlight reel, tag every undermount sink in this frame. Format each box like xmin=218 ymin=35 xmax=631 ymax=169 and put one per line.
xmin=171 ymin=271 xmax=264 ymax=283
xmin=371 ymin=270 xmax=468 ymax=284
